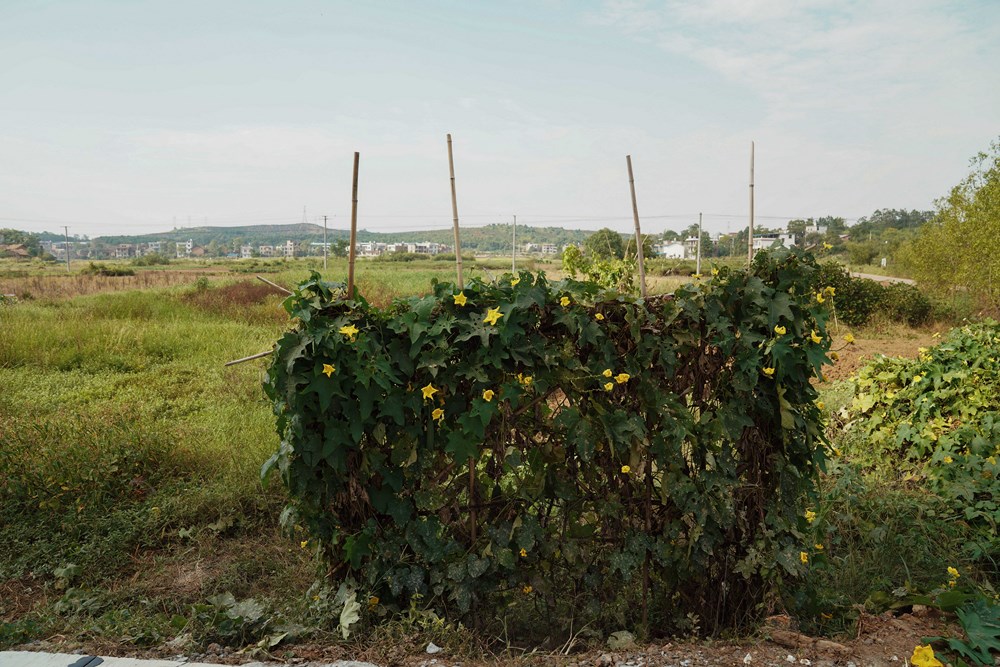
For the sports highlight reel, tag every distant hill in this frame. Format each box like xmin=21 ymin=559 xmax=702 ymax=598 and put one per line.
xmin=95 ymin=222 xmax=595 ymax=251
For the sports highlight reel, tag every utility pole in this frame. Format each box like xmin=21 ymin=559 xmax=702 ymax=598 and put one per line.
xmin=63 ymin=226 xmax=71 ymax=272
xmin=748 ymin=141 xmax=755 ymax=266
xmin=323 ymin=215 xmax=329 ymax=271
xmin=696 ymin=212 xmax=703 ymax=275
xmin=511 ymin=214 xmax=516 ymax=273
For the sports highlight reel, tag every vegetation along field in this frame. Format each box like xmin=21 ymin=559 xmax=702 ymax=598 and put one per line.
xmin=3 ymin=141 xmax=1000 ymax=667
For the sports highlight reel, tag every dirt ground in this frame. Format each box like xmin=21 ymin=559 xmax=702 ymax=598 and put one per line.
xmin=821 ymin=322 xmax=944 ymax=383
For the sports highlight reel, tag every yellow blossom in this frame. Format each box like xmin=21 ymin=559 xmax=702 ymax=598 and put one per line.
xmin=484 ymin=306 xmax=503 ymax=325
xmin=844 ymin=333 xmax=855 ymax=344
xmin=912 ymin=374 xmax=924 ymax=383
xmin=453 ymin=292 xmax=468 ymax=307
xmin=615 ymin=373 xmax=630 ymax=384
xmin=711 ymin=268 xmax=719 ymax=276
xmin=603 ymin=369 xmax=613 ymax=377
xmin=482 ymin=389 xmax=495 ymax=402
xmin=604 ymin=382 xmax=614 ymax=391
xmin=808 ymin=330 xmax=821 ymax=344
xmin=520 ymin=548 xmax=527 ymax=557
xmin=800 ymin=551 xmax=809 ymax=564
xmin=522 ymin=584 xmax=533 ymax=594
xmin=421 ymin=383 xmax=438 ymax=401
xmin=692 ymin=273 xmax=703 ymax=279
xmin=816 ymin=292 xmax=825 ymax=304
xmin=910 ymin=645 xmax=943 ymax=667
xmin=322 ymin=363 xmax=336 ymax=377
xmin=511 ymin=276 xmax=521 ymax=287
xmin=560 ymin=295 xmax=571 ymax=307
xmin=339 ymin=324 xmax=360 ymax=341
xmin=948 ymin=580 xmax=957 ymax=588
xmin=621 ymin=465 xmax=631 ymax=474
xmin=943 ymin=455 xmax=953 ymax=464
xmin=823 ymin=243 xmax=833 ymax=250
xmin=774 ymin=325 xmax=787 ymax=336
xmin=815 ymin=543 xmax=824 ymax=551
xmin=300 ymin=540 xmax=309 ymax=549
xmin=762 ymin=367 xmax=775 ymax=377
xmin=918 ymin=347 xmax=928 ymax=354
xmin=988 ymin=456 xmax=997 ymax=465
xmin=595 ymin=313 xmax=605 ymax=321
xmin=830 ymin=351 xmax=839 ymax=361
xmin=816 ymin=401 xmax=825 ymax=410
xmin=947 ymin=566 xmax=960 ymax=580
xmin=432 ymin=408 xmax=444 ymax=422
xmin=824 ymin=286 xmax=836 ymax=296
xmin=369 ymin=596 xmax=380 ymax=607
xmin=805 ymin=509 xmax=816 ymax=523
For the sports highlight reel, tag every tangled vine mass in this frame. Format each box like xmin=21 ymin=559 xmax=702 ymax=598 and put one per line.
xmin=264 ymin=249 xmax=832 ymax=635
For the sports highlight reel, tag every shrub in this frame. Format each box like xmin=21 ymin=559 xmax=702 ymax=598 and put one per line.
xmin=263 ymin=248 xmax=833 ymax=637
xmin=80 ymin=262 xmax=136 ymax=277
xmin=131 ymin=253 xmax=172 ymax=266
xmin=812 ymin=262 xmax=931 ymax=327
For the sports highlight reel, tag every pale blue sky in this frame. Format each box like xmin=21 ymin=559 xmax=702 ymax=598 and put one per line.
xmin=1 ymin=0 xmax=997 ymax=237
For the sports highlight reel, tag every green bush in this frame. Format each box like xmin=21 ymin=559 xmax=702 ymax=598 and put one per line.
xmin=263 ymin=248 xmax=833 ymax=637
xmin=812 ymin=262 xmax=931 ymax=327
xmin=81 ymin=262 xmax=136 ymax=277
xmin=131 ymin=253 xmax=172 ymax=266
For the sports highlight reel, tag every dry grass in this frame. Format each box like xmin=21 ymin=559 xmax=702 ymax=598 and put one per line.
xmin=0 ymin=270 xmax=229 ymax=300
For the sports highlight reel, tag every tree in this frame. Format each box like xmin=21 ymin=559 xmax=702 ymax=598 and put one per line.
xmin=787 ymin=219 xmax=808 ymax=246
xmin=899 ymin=138 xmax=1000 ymax=305
xmin=584 ymin=228 xmax=625 ymax=260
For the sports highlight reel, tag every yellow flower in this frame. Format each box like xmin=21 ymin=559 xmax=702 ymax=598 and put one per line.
xmin=511 ymin=276 xmax=521 ymax=287
xmin=432 ymin=407 xmax=444 ymax=422
xmin=518 ymin=374 xmax=533 ymax=386
xmin=762 ymin=367 xmax=775 ymax=377
xmin=604 ymin=382 xmax=614 ymax=391
xmin=368 ymin=596 xmax=380 ymax=607
xmin=483 ymin=307 xmax=503 ymax=326
xmin=814 ymin=543 xmax=824 ymax=551
xmin=816 ymin=401 xmax=825 ymax=410
xmin=815 ymin=292 xmax=825 ymax=304
xmin=824 ymin=286 xmax=836 ymax=296
xmin=810 ymin=330 xmax=822 ymax=344
xmin=912 ymin=374 xmax=923 ymax=383
xmin=522 ymin=584 xmax=533 ymax=594
xmin=823 ymin=243 xmax=833 ymax=250
xmin=421 ymin=383 xmax=438 ymax=401
xmin=560 ymin=295 xmax=571 ymax=307
xmin=805 ymin=509 xmax=816 ymax=523
xmin=947 ymin=566 xmax=960 ymax=580
xmin=300 ymin=540 xmax=309 ymax=549
xmin=615 ymin=373 xmax=630 ymax=384
xmin=519 ymin=548 xmax=527 ymax=558
xmin=322 ymin=363 xmax=335 ymax=377
xmin=621 ymin=465 xmax=631 ymax=474
xmin=943 ymin=455 xmax=953 ymax=464
xmin=711 ymin=268 xmax=719 ymax=276
xmin=482 ymin=389 xmax=495 ymax=402
xmin=988 ymin=456 xmax=997 ymax=465
xmin=453 ymin=292 xmax=468 ymax=307
xmin=800 ymin=551 xmax=809 ymax=564
xmin=692 ymin=273 xmax=703 ymax=279
xmin=844 ymin=333 xmax=855 ymax=344
xmin=774 ymin=325 xmax=787 ymax=336
xmin=595 ymin=313 xmax=605 ymax=321
xmin=339 ymin=324 xmax=360 ymax=341
xmin=948 ymin=579 xmax=957 ymax=588
xmin=910 ymin=644 xmax=943 ymax=667
xmin=830 ymin=351 xmax=839 ymax=361
xmin=603 ymin=369 xmax=613 ymax=378
xmin=918 ymin=347 xmax=928 ymax=354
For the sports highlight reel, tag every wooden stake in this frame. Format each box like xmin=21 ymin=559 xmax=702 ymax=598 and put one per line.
xmin=626 ymin=155 xmax=648 ymax=298
xmin=696 ymin=212 xmax=703 ymax=275
xmin=447 ymin=134 xmax=464 ymax=288
xmin=348 ymin=152 xmax=359 ymax=299
xmin=748 ymin=141 xmax=755 ymax=267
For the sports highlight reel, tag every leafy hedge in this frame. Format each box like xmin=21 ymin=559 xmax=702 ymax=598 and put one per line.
xmin=263 ymin=249 xmax=833 ymax=636
xmin=813 ymin=263 xmax=931 ymax=327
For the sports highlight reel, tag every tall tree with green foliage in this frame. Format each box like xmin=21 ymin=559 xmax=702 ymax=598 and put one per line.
xmin=900 ymin=138 xmax=1000 ymax=305
xmin=584 ymin=227 xmax=625 ymax=259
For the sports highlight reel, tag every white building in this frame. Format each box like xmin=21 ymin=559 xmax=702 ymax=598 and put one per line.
xmin=654 ymin=242 xmax=686 ymax=259
xmin=240 ymin=245 xmax=253 ymax=259
xmin=258 ymin=245 xmax=274 ymax=257
xmin=175 ymin=239 xmax=193 ymax=258
xmin=281 ymin=240 xmax=295 ymax=257
xmin=752 ymin=233 xmax=795 ymax=253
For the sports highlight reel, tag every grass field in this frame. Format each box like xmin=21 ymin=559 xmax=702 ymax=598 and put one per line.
xmin=0 ymin=256 xmax=973 ymax=660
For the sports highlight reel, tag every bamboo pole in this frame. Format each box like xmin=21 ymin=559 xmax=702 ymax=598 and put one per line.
xmin=348 ymin=152 xmax=359 ymax=299
xmin=696 ymin=212 xmax=703 ymax=275
xmin=256 ymin=275 xmax=292 ymax=295
xmin=224 ymin=349 xmax=273 ymax=367
xmin=626 ymin=155 xmax=648 ymax=298
xmin=748 ymin=141 xmax=755 ymax=267
xmin=447 ymin=134 xmax=464 ymax=288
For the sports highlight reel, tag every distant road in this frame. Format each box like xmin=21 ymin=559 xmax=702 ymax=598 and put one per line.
xmin=850 ymin=271 xmax=916 ymax=285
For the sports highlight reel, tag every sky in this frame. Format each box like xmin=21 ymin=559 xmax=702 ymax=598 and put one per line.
xmin=1 ymin=0 xmax=997 ymax=238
